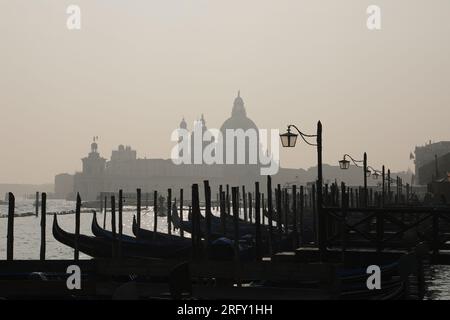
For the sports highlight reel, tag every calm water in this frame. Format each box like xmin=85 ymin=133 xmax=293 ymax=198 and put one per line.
xmin=1 ymin=200 xmax=449 ymax=299
xmin=0 ymin=199 xmax=191 ymax=260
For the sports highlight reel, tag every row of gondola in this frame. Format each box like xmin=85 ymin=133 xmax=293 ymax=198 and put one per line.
xmin=52 ymin=205 xmax=294 ymax=261
xmin=51 ymin=204 xmax=418 ymax=300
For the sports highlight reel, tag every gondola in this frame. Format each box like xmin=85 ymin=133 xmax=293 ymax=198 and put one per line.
xmin=91 ymin=212 xmax=256 ymax=261
xmin=262 ymin=207 xmax=315 ymax=226
xmin=53 ymin=214 xmax=115 ymax=258
xmin=131 ymin=216 xmax=188 ymax=242
xmin=92 ymin=212 xmax=188 ymax=246
xmin=171 ymin=206 xmax=295 ymax=253
xmin=197 ymin=208 xmax=275 ymax=234
xmin=53 ymin=214 xmax=193 ymax=259
xmin=172 ymin=205 xmax=292 ymax=241
xmin=171 ymin=208 xmax=251 ymax=241
xmin=173 ymin=204 xmax=262 ymax=238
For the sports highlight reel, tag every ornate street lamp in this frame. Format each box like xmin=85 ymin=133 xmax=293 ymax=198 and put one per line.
xmin=338 ymin=158 xmax=350 ymax=170
xmin=339 ymin=154 xmax=364 ymax=169
xmin=367 ymin=165 xmax=387 ymax=206
xmin=279 ymin=127 xmax=298 ymax=148
xmin=280 ymin=122 xmax=325 ymax=259
xmin=367 ymin=166 xmax=383 ymax=180
xmin=338 ymin=153 xmax=369 ymax=207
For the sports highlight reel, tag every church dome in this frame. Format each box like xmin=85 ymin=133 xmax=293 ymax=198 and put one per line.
xmin=221 ymin=91 xmax=258 ymax=132
xmin=221 ymin=115 xmax=258 ymax=132
xmin=220 ymin=92 xmax=259 ymax=170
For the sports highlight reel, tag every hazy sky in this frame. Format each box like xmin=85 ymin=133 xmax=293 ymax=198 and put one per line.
xmin=1 ymin=0 xmax=450 ymax=184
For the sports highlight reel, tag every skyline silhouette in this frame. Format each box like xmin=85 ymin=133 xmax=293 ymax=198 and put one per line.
xmin=1 ymin=0 xmax=450 ymax=302
xmin=1 ymin=1 xmax=449 ymax=185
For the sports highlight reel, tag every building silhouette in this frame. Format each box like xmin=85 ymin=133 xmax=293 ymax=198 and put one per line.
xmin=418 ymin=152 xmax=450 ymax=185
xmin=56 ymin=92 xmax=405 ymax=201
xmin=67 ymin=92 xmax=264 ymax=200
xmin=415 ymin=141 xmax=450 ymax=185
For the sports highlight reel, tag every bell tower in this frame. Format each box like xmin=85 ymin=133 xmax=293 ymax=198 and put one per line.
xmin=82 ymin=137 xmax=106 ymax=176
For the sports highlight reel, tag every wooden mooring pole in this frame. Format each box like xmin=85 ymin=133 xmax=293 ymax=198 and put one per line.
xmin=220 ymin=190 xmax=226 ymax=235
xmin=136 ymin=188 xmax=141 ymax=233
xmin=7 ymin=192 xmax=15 ymax=261
xmin=292 ymin=185 xmax=298 ymax=249
xmin=191 ymin=184 xmax=201 ymax=260
xmin=312 ymin=184 xmax=317 ymax=242
xmin=118 ymin=190 xmax=123 ymax=258
xmin=382 ymin=165 xmax=385 ymax=207
xmin=40 ymin=192 xmax=46 ymax=261
xmin=276 ymin=184 xmax=282 ymax=239
xmin=248 ymin=192 xmax=253 ymax=224
xmin=219 ymin=185 xmax=226 ymax=235
xmin=216 ymin=192 xmax=219 ymax=211
xmin=299 ymin=186 xmax=304 ymax=246
xmin=387 ymin=169 xmax=391 ymax=204
xmin=35 ymin=192 xmax=39 ymax=217
xmin=340 ymin=182 xmax=347 ymax=261
xmin=261 ymin=193 xmax=265 ymax=226
xmin=74 ymin=193 xmax=81 ymax=261
xmin=267 ymin=176 xmax=274 ymax=256
xmin=226 ymin=184 xmax=230 ymax=217
xmin=111 ymin=195 xmax=116 ymax=258
xmin=180 ymin=188 xmax=184 ymax=238
xmin=242 ymin=186 xmax=247 ymax=222
xmin=232 ymin=187 xmax=242 ymax=287
xmin=153 ymin=191 xmax=158 ymax=236
xmin=167 ymin=188 xmax=172 ymax=235
xmin=254 ymin=182 xmax=262 ymax=260
xmin=204 ymin=180 xmax=211 ymax=259
xmin=284 ymin=188 xmax=289 ymax=236
xmin=103 ymin=195 xmax=107 ymax=229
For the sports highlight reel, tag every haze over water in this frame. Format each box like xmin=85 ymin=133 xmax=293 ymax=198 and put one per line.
xmin=2 ymin=1 xmax=450 ymax=184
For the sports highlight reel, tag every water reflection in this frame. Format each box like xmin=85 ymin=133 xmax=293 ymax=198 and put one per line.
xmin=424 ymin=265 xmax=450 ymax=300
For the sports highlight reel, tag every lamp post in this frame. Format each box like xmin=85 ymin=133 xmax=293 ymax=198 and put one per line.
xmin=379 ymin=169 xmax=400 ymax=204
xmin=338 ymin=153 xmax=369 ymax=207
xmin=367 ymin=165 xmax=386 ymax=207
xmin=280 ymin=121 xmax=325 ymax=259
xmin=387 ymin=169 xmax=391 ymax=203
